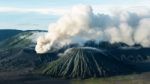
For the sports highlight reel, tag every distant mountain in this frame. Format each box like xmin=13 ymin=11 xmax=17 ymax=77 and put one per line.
xmin=0 ymin=29 xmax=22 ymax=41
xmin=0 ymin=30 xmax=46 ymax=49
xmin=0 ymin=30 xmax=58 ymax=73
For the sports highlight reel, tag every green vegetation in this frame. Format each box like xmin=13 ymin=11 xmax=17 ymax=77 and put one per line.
xmin=71 ymin=72 xmax=150 ymax=84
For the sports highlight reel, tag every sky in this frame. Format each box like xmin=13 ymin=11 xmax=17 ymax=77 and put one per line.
xmin=0 ymin=0 xmax=150 ymax=30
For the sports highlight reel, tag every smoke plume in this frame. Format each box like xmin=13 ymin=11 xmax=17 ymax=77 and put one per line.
xmin=35 ymin=5 xmax=150 ymax=54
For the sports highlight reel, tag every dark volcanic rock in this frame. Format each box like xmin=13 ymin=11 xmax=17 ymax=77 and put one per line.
xmin=109 ymin=47 xmax=150 ymax=72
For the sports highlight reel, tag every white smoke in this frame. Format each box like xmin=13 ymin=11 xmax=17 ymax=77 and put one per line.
xmin=35 ymin=4 xmax=150 ymax=54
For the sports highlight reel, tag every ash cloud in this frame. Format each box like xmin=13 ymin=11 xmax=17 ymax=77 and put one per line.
xmin=35 ymin=5 xmax=150 ymax=54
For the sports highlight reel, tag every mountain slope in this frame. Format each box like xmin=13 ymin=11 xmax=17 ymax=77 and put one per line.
xmin=0 ymin=30 xmax=45 ymax=49
xmin=0 ymin=47 xmax=58 ymax=72
xmin=0 ymin=29 xmax=22 ymax=41
xmin=109 ymin=47 xmax=150 ymax=72
xmin=0 ymin=30 xmax=58 ymax=73
xmin=42 ymin=47 xmax=132 ymax=79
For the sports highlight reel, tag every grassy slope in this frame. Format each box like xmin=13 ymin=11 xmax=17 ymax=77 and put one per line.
xmin=71 ymin=72 xmax=150 ymax=84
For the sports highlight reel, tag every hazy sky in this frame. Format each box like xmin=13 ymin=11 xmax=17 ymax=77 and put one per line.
xmin=0 ymin=0 xmax=150 ymax=30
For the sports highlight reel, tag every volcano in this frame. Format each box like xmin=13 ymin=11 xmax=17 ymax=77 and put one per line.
xmin=42 ymin=47 xmax=132 ymax=79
